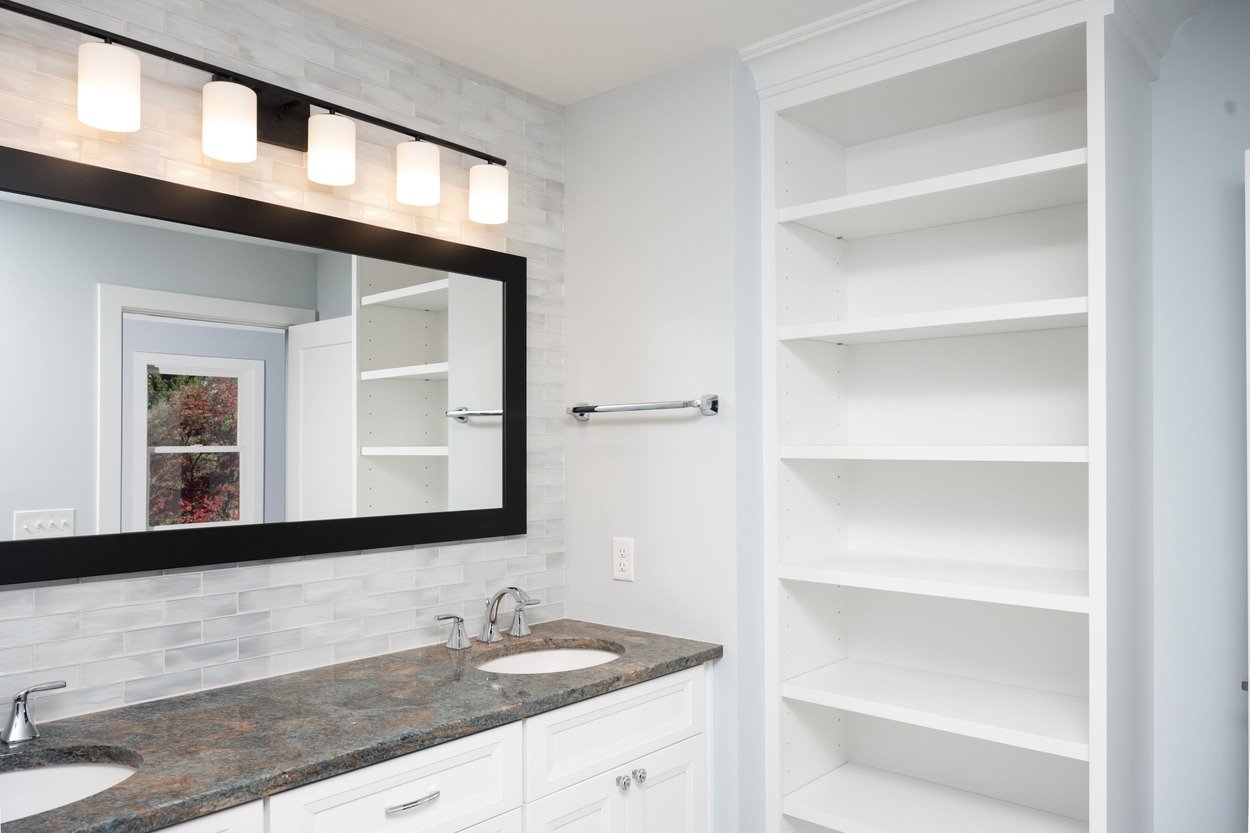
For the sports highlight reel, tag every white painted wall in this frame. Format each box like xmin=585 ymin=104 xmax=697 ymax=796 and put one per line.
xmin=564 ymin=50 xmax=761 ymax=833
xmin=1151 ymin=1 xmax=1250 ymax=829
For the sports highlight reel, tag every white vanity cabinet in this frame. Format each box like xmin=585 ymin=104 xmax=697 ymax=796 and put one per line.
xmin=162 ymin=665 xmax=709 ymax=833
xmin=159 ymin=802 xmax=264 ymax=833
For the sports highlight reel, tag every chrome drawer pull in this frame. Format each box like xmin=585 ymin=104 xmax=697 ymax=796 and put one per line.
xmin=385 ymin=788 xmax=440 ymax=814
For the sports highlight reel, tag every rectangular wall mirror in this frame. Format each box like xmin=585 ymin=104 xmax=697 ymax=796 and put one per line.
xmin=0 ymin=147 xmax=526 ymax=586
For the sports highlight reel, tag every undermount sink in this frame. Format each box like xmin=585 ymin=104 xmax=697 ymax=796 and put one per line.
xmin=0 ymin=760 xmax=137 ymax=822
xmin=475 ymin=646 xmax=622 ymax=675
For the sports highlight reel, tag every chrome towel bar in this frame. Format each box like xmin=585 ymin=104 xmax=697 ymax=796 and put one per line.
xmin=568 ymin=394 xmax=719 ymax=422
xmin=446 ymin=407 xmax=503 ymax=423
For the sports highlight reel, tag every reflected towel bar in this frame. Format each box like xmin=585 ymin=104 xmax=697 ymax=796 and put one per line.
xmin=446 ymin=407 xmax=504 ymax=423
xmin=568 ymin=394 xmax=719 ymax=422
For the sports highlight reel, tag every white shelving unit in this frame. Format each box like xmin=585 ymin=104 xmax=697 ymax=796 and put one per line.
xmin=359 ymin=362 xmax=450 ymax=382
xmin=785 ymin=764 xmax=1087 ymax=833
xmin=359 ymin=446 xmax=450 ymax=457
xmin=778 ymin=297 xmax=1089 ymax=345
xmin=779 ymin=149 xmax=1089 ymax=240
xmin=777 ymin=553 xmax=1089 ymax=613
xmin=359 ymin=278 xmax=450 ymax=310
xmin=749 ymin=3 xmax=1156 ymax=828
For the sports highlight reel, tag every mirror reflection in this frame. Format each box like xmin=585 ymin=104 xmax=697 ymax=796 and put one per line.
xmin=0 ymin=193 xmax=503 ymax=542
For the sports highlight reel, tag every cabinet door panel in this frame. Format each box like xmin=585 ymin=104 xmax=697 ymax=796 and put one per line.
xmin=631 ymin=738 xmax=706 ymax=833
xmin=524 ymin=667 xmax=706 ymax=801
xmin=524 ymin=772 xmax=627 ymax=833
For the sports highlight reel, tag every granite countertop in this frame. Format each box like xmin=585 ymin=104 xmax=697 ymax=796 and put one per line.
xmin=0 ymin=619 xmax=722 ymax=833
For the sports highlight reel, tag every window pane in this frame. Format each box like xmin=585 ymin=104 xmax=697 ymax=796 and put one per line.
xmin=148 ymin=452 xmax=241 ymax=527
xmin=147 ymin=373 xmax=239 ymax=446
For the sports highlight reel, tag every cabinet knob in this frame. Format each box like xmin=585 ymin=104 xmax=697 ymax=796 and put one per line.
xmin=616 ymin=774 xmax=632 ymax=791
xmin=632 ymin=768 xmax=647 ymax=784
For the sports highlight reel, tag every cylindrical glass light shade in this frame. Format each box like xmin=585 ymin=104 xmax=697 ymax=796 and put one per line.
xmin=468 ymin=163 xmax=509 ymax=224
xmin=307 ymin=113 xmax=356 ymax=186
xmin=202 ymin=81 xmax=257 ymax=163
xmin=77 ymin=42 xmax=141 ymax=133
xmin=396 ymin=141 xmax=441 ymax=206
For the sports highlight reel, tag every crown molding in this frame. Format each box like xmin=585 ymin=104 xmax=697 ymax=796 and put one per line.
xmin=740 ymin=0 xmax=921 ymax=61
xmin=744 ymin=0 xmax=1102 ymax=99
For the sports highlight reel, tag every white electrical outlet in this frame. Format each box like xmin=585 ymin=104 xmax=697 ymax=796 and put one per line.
xmin=13 ymin=509 xmax=75 ymax=539
xmin=612 ymin=536 xmax=635 ymax=582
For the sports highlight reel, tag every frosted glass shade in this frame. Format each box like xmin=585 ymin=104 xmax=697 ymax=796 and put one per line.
xmin=396 ymin=141 xmax=441 ymax=206
xmin=77 ymin=42 xmax=141 ymax=133
xmin=307 ymin=113 xmax=356 ymax=186
xmin=202 ymin=81 xmax=257 ymax=163
xmin=468 ymin=163 xmax=509 ymax=224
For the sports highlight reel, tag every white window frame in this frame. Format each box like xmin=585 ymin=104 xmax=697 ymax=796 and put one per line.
xmin=127 ymin=353 xmax=264 ymax=532
xmin=98 ymin=285 xmax=314 ymax=534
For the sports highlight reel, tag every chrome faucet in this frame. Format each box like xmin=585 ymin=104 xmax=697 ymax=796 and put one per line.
xmin=478 ymin=587 xmax=536 ymax=643
xmin=436 ymin=613 xmax=472 ymax=650
xmin=2 ymin=680 xmax=66 ymax=747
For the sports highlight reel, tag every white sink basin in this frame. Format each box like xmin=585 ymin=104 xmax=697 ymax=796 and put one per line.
xmin=476 ymin=648 xmax=621 ymax=675
xmin=0 ymin=762 xmax=136 ymax=822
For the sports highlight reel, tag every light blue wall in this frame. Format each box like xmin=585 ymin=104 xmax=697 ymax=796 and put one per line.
xmin=0 ymin=198 xmax=321 ymax=540
xmin=1152 ymin=1 xmax=1250 ymax=829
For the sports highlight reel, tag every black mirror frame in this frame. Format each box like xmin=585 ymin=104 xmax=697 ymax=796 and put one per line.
xmin=0 ymin=146 xmax=527 ymax=586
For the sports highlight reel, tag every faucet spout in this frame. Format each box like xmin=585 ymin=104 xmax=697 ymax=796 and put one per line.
xmin=479 ymin=587 xmax=532 ymax=643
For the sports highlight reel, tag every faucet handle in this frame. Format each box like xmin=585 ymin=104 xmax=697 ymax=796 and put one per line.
xmin=2 ymin=679 xmax=66 ymax=747
xmin=436 ymin=615 xmax=471 ymax=651
xmin=15 ymin=681 xmax=66 ymax=702
xmin=509 ymin=598 xmax=538 ymax=637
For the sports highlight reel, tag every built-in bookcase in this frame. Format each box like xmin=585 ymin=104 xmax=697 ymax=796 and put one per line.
xmin=760 ymin=12 xmax=1116 ymax=833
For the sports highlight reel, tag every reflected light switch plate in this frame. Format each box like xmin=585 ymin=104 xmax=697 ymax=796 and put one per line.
xmin=14 ymin=509 xmax=75 ymax=539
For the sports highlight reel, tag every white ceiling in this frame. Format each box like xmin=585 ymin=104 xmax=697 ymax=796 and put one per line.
xmin=300 ymin=0 xmax=865 ymax=105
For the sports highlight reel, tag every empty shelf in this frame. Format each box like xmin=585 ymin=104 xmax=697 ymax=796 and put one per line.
xmin=784 ymin=763 xmax=1087 ymax=833
xmin=778 ymin=553 xmax=1088 ymax=613
xmin=360 ymin=446 xmax=449 ymax=457
xmin=780 ymin=445 xmax=1089 ymax=463
xmin=784 ymin=659 xmax=1089 ymax=760
xmin=779 ymin=297 xmax=1088 ymax=345
xmin=360 ymin=279 xmax=450 ymax=311
xmin=779 ymin=149 xmax=1088 ymax=240
xmin=360 ymin=362 xmax=449 ymax=382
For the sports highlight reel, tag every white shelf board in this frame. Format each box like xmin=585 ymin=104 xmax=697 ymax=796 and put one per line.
xmin=360 ymin=446 xmax=449 ymax=457
xmin=784 ymin=763 xmax=1087 ymax=833
xmin=778 ymin=552 xmax=1088 ymax=613
xmin=779 ymin=297 xmax=1089 ymax=345
xmin=779 ymin=149 xmax=1088 ymax=240
xmin=780 ymin=445 xmax=1089 ymax=463
xmin=784 ymin=659 xmax=1089 ymax=760
xmin=360 ymin=279 xmax=450 ymax=311
xmin=360 ymin=362 xmax=449 ymax=382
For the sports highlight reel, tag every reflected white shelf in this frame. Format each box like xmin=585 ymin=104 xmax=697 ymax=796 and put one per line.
xmin=779 ymin=297 xmax=1088 ymax=345
xmin=360 ymin=279 xmax=449 ymax=311
xmin=779 ymin=149 xmax=1088 ymax=239
xmin=780 ymin=445 xmax=1089 ymax=463
xmin=778 ymin=552 xmax=1088 ymax=613
xmin=360 ymin=446 xmax=449 ymax=457
xmin=360 ymin=362 xmax=449 ymax=382
xmin=784 ymin=763 xmax=1087 ymax=833
xmin=784 ymin=658 xmax=1089 ymax=760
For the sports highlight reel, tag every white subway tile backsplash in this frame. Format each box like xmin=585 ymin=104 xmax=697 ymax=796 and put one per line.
xmin=0 ymin=0 xmax=563 ymax=721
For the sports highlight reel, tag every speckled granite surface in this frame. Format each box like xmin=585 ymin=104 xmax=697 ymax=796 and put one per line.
xmin=0 ymin=619 xmax=721 ymax=833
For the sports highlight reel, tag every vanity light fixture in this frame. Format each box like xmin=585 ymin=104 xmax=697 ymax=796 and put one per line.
xmin=76 ymin=41 xmax=141 ymax=133
xmin=201 ymin=80 xmax=257 ymax=163
xmin=307 ymin=112 xmax=357 ymax=186
xmin=468 ymin=162 xmax=510 ymax=225
xmin=1 ymin=0 xmax=509 ymax=221
xmin=396 ymin=140 xmax=441 ymax=207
